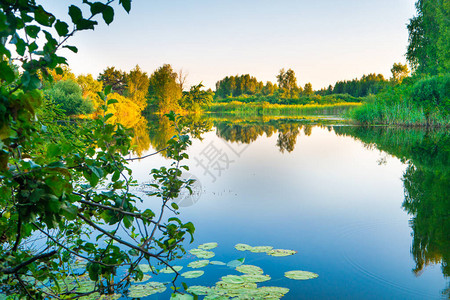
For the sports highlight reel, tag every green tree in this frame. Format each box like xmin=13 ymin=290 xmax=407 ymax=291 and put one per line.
xmin=98 ymin=66 xmax=128 ymax=95
xmin=46 ymin=79 xmax=94 ymax=115
xmin=406 ymin=0 xmax=450 ymax=74
xmin=148 ymin=64 xmax=182 ymax=113
xmin=180 ymin=83 xmax=214 ymax=112
xmin=391 ymin=63 xmax=410 ymax=84
xmin=277 ymin=68 xmax=299 ymax=98
xmin=127 ymin=64 xmax=150 ymax=108
xmin=303 ymin=82 xmax=313 ymax=96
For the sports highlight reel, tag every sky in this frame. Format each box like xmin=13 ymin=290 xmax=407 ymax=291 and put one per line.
xmin=41 ymin=0 xmax=417 ymax=90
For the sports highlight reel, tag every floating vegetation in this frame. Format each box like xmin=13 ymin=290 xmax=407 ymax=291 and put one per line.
xmin=226 ymin=258 xmax=245 ymax=268
xmin=182 ymin=270 xmax=205 ymax=279
xmin=198 ymin=242 xmax=218 ymax=250
xmin=138 ymin=264 xmax=155 ymax=273
xmin=160 ymin=266 xmax=183 ymax=274
xmin=188 ymin=260 xmax=209 ymax=269
xmin=241 ymin=274 xmax=271 ymax=283
xmin=189 ymin=248 xmax=215 ymax=259
xmin=170 ymin=294 xmax=195 ymax=300
xmin=234 ymin=243 xmax=253 ymax=251
xmin=267 ymin=249 xmax=297 ymax=257
xmin=236 ymin=265 xmax=264 ymax=275
xmin=186 ymin=285 xmax=211 ymax=295
xmin=130 ymin=274 xmax=151 ymax=283
xmin=284 ymin=270 xmax=319 ymax=280
xmin=221 ymin=275 xmax=245 ymax=284
xmin=127 ymin=281 xmax=166 ymax=297
xmin=210 ymin=261 xmax=226 ymax=266
xmin=250 ymin=246 xmax=273 ymax=253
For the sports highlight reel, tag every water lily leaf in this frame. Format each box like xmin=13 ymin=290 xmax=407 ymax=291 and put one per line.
xmin=198 ymin=242 xmax=218 ymax=250
xmin=189 ymin=249 xmax=215 ymax=259
xmin=257 ymin=286 xmax=290 ymax=297
xmin=186 ymin=285 xmax=211 ymax=296
xmin=221 ymin=275 xmax=245 ymax=284
xmin=99 ymin=294 xmax=121 ymax=300
xmin=250 ymin=246 xmax=273 ymax=253
xmin=215 ymin=281 xmax=257 ymax=290
xmin=267 ymin=249 xmax=297 ymax=257
xmin=284 ymin=270 xmax=319 ymax=280
xmin=170 ymin=294 xmax=194 ymax=300
xmin=227 ymin=258 xmax=245 ymax=268
xmin=138 ymin=264 xmax=155 ymax=273
xmin=130 ymin=274 xmax=151 ymax=283
xmin=160 ymin=265 xmax=183 ymax=273
xmin=181 ymin=270 xmax=205 ymax=279
xmin=187 ymin=260 xmax=209 ymax=269
xmin=236 ymin=264 xmax=264 ymax=275
xmin=128 ymin=282 xmax=166 ymax=297
xmin=241 ymin=274 xmax=271 ymax=283
xmin=210 ymin=261 xmax=226 ymax=266
xmin=234 ymin=243 xmax=252 ymax=251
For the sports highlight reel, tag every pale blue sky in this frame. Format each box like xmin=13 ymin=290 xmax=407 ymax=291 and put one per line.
xmin=42 ymin=0 xmax=417 ymax=90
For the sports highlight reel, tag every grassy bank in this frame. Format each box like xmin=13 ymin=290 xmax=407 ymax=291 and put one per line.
xmin=350 ymin=74 xmax=450 ymax=127
xmin=207 ymin=102 xmax=361 ymax=117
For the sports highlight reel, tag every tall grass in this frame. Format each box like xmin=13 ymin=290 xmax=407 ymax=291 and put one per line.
xmin=208 ymin=102 xmax=361 ymax=117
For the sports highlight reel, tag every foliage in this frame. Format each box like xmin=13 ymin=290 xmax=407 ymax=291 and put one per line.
xmin=331 ymin=73 xmax=388 ymax=97
xmin=180 ymin=83 xmax=213 ymax=112
xmin=215 ymin=74 xmax=265 ymax=98
xmin=0 ymin=1 xmax=196 ymax=299
xmin=148 ymin=64 xmax=182 ymax=113
xmin=410 ymin=74 xmax=450 ymax=118
xmin=126 ymin=64 xmax=149 ymax=108
xmin=45 ymin=79 xmax=94 ymax=115
xmin=391 ymin=63 xmax=410 ymax=84
xmin=277 ymin=68 xmax=300 ymax=98
xmin=98 ymin=66 xmax=128 ymax=95
xmin=406 ymin=0 xmax=450 ymax=74
xmin=77 ymin=74 xmax=104 ymax=112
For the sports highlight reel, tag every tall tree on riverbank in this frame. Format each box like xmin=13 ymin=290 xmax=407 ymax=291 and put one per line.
xmin=127 ymin=65 xmax=150 ymax=108
xmin=148 ymin=64 xmax=182 ymax=112
xmin=98 ymin=66 xmax=128 ymax=94
xmin=406 ymin=0 xmax=450 ymax=74
xmin=277 ymin=68 xmax=300 ymax=98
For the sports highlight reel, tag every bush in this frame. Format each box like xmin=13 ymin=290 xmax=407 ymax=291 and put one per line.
xmin=46 ymin=80 xmax=94 ymax=115
xmin=411 ymin=74 xmax=450 ymax=115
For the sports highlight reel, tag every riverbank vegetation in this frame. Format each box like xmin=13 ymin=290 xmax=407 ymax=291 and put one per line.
xmin=350 ymin=0 xmax=449 ymax=126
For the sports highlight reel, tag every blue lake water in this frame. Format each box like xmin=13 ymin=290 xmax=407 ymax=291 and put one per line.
xmin=128 ymin=117 xmax=449 ymax=299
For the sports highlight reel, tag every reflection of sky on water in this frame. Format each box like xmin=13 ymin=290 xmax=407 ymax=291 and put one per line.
xmin=129 ymin=126 xmax=446 ymax=299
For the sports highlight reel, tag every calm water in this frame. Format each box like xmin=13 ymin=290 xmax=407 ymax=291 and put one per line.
xmin=128 ymin=115 xmax=449 ymax=299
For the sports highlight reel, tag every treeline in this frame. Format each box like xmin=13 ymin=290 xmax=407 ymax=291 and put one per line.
xmin=45 ymin=64 xmax=213 ymax=117
xmin=351 ymin=0 xmax=449 ymax=126
xmin=214 ymin=67 xmax=402 ymax=105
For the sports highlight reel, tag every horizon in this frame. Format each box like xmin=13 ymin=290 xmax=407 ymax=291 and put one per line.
xmin=41 ymin=0 xmax=416 ymax=90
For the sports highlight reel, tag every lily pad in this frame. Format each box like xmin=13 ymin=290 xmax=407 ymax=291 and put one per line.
xmin=250 ymin=246 xmax=273 ymax=253
xmin=221 ymin=275 xmax=245 ymax=285
xmin=189 ymin=249 xmax=215 ymax=259
xmin=241 ymin=274 xmax=271 ymax=283
xmin=284 ymin=270 xmax=319 ymax=280
xmin=226 ymin=258 xmax=245 ymax=268
xmin=160 ymin=265 xmax=183 ymax=273
xmin=128 ymin=281 xmax=166 ymax=298
xmin=170 ymin=294 xmax=194 ymax=300
xmin=188 ymin=260 xmax=209 ymax=269
xmin=267 ymin=249 xmax=297 ymax=257
xmin=210 ymin=261 xmax=226 ymax=266
xmin=234 ymin=243 xmax=252 ymax=251
xmin=198 ymin=242 xmax=218 ymax=250
xmin=99 ymin=294 xmax=122 ymax=300
xmin=130 ymin=274 xmax=151 ymax=283
xmin=181 ymin=270 xmax=205 ymax=279
xmin=236 ymin=264 xmax=264 ymax=275
xmin=138 ymin=264 xmax=155 ymax=273
xmin=186 ymin=285 xmax=211 ymax=296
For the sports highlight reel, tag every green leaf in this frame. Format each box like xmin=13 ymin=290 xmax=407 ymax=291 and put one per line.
xmin=107 ymin=99 xmax=118 ymax=105
xmin=68 ymin=5 xmax=83 ymax=23
xmin=120 ymin=0 xmax=131 ymax=13
xmin=104 ymin=85 xmax=112 ymax=95
xmin=55 ymin=20 xmax=69 ymax=36
xmin=102 ymin=6 xmax=114 ymax=25
xmin=284 ymin=270 xmax=319 ymax=280
xmin=25 ymin=25 xmax=40 ymax=38
xmin=34 ymin=5 xmax=55 ymax=26
xmin=90 ymin=2 xmax=106 ymax=15
xmin=63 ymin=45 xmax=78 ymax=53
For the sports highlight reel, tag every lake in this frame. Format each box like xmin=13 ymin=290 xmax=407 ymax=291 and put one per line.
xmin=127 ymin=114 xmax=449 ymax=299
